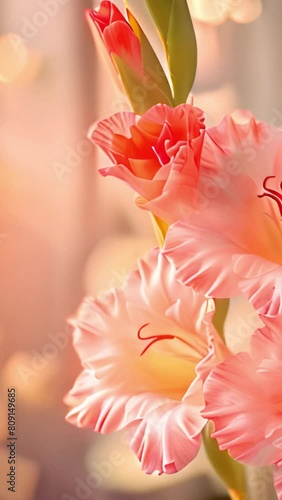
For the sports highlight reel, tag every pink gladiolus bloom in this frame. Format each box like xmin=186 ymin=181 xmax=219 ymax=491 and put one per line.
xmin=85 ymin=2 xmax=143 ymax=76
xmin=202 ymin=321 xmax=282 ymax=499
xmin=89 ymin=103 xmax=205 ymax=223
xmin=164 ymin=114 xmax=282 ymax=317
xmin=65 ymin=249 xmax=228 ymax=474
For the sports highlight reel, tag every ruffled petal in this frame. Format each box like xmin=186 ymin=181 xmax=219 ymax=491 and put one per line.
xmin=89 ymin=112 xmax=138 ymax=159
xmin=163 ymin=220 xmax=241 ymax=297
xmin=203 ymin=328 xmax=282 ymax=468
xmin=234 ymin=255 xmax=282 ymax=317
xmin=203 ymin=352 xmax=279 ymax=466
xmin=66 ymin=383 xmax=204 ymax=474
xmin=203 ymin=115 xmax=282 ymax=188
xmin=129 ymin=399 xmax=203 ymax=474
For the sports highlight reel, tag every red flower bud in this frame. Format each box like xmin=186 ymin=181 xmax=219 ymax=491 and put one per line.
xmin=85 ymin=1 xmax=143 ymax=76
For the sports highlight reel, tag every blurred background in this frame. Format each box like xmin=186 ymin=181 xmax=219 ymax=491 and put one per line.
xmin=0 ymin=0 xmax=280 ymax=498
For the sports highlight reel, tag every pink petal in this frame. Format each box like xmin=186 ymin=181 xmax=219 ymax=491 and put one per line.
xmin=129 ymin=399 xmax=203 ymax=474
xmin=129 ymin=158 xmax=161 ymax=179
xmin=101 ymin=163 xmax=165 ymax=200
xmin=234 ymin=255 xmax=282 ymax=317
xmin=89 ymin=112 xmax=138 ymax=158
xmin=203 ymin=115 xmax=282 ymax=188
xmin=203 ymin=352 xmax=278 ymax=466
xmin=163 ymin=220 xmax=241 ymax=297
xmin=136 ymin=145 xmax=201 ymax=222
xmin=103 ymin=21 xmax=143 ymax=75
xmin=250 ymin=323 xmax=282 ymax=363
xmin=86 ymin=3 xmax=125 ymax=35
xmin=64 ymin=369 xmax=96 ymax=408
xmin=203 ymin=328 xmax=282 ymax=469
xmin=67 ymin=383 xmax=203 ymax=474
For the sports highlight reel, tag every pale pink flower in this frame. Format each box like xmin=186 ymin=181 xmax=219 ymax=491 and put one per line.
xmin=65 ymin=249 xmax=228 ymax=474
xmin=202 ymin=320 xmax=282 ymax=499
xmin=89 ymin=103 xmax=205 ymax=223
xmin=164 ymin=114 xmax=282 ymax=317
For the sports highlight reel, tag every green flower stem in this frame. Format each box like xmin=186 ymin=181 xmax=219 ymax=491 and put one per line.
xmin=212 ymin=298 xmax=230 ymax=342
xmin=202 ymin=422 xmax=248 ymax=500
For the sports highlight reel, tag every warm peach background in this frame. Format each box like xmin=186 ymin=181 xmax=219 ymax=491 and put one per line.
xmin=0 ymin=0 xmax=281 ymax=499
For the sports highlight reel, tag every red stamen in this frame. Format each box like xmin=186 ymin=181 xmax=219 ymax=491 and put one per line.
xmin=137 ymin=323 xmax=175 ymax=356
xmin=258 ymin=176 xmax=282 ymax=216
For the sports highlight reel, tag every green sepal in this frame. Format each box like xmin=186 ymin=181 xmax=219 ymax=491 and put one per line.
xmin=202 ymin=422 xmax=248 ymax=499
xmin=112 ymin=54 xmax=173 ymax=114
xmin=145 ymin=0 xmax=197 ymax=105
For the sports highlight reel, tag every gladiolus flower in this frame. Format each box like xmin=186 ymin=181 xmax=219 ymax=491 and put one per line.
xmin=90 ymin=103 xmax=205 ymax=223
xmin=163 ymin=114 xmax=282 ymax=317
xmin=86 ymin=2 xmax=173 ymax=113
xmin=202 ymin=321 xmax=282 ymax=500
xmin=65 ymin=249 xmax=228 ymax=474
xmin=86 ymin=2 xmax=143 ymax=76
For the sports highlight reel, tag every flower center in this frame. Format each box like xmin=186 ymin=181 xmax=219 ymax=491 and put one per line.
xmin=136 ymin=323 xmax=203 ymax=400
xmin=137 ymin=323 xmax=191 ymax=356
xmin=258 ymin=176 xmax=282 ymax=216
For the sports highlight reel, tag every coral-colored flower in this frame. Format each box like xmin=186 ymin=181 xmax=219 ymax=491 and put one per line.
xmin=202 ymin=321 xmax=282 ymax=499
xmin=90 ymin=103 xmax=205 ymax=223
xmin=65 ymin=249 xmax=228 ymax=474
xmin=86 ymin=1 xmax=143 ymax=76
xmin=164 ymin=114 xmax=282 ymax=317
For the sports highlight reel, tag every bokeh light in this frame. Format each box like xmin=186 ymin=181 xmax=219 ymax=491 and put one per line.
xmin=0 ymin=33 xmax=41 ymax=85
xmin=188 ymin=0 xmax=263 ymax=25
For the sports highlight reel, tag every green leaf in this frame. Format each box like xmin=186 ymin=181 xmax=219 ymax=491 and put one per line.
xmin=112 ymin=54 xmax=173 ymax=114
xmin=145 ymin=0 xmax=197 ymax=105
xmin=126 ymin=10 xmax=173 ymax=105
xmin=202 ymin=422 xmax=248 ymax=499
xmin=144 ymin=0 xmax=172 ymax=44
xmin=167 ymin=0 xmax=197 ymax=104
xmin=212 ymin=298 xmax=230 ymax=342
